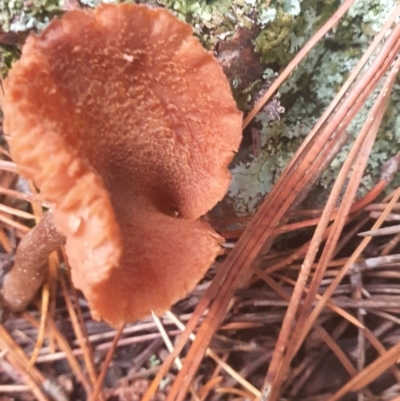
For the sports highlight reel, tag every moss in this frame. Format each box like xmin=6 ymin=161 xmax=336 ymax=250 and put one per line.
xmin=0 ymin=46 xmax=19 ymax=78
xmin=254 ymin=7 xmax=295 ymax=65
xmin=157 ymin=0 xmax=260 ymax=49
xmin=254 ymin=0 xmax=340 ymax=66
xmin=0 ymin=0 xmax=63 ymax=32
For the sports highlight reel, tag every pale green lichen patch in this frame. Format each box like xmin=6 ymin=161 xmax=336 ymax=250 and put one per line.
xmin=228 ymin=0 xmax=400 ymax=216
xmin=228 ymin=110 xmax=307 ymax=215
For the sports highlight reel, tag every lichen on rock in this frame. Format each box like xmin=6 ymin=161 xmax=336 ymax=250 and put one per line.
xmin=0 ymin=0 xmax=64 ymax=32
xmin=156 ymin=0 xmax=263 ymax=49
xmin=226 ymin=0 xmax=400 ymax=217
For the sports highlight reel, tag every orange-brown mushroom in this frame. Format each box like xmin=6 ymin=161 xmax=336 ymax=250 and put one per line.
xmin=1 ymin=3 xmax=242 ymax=326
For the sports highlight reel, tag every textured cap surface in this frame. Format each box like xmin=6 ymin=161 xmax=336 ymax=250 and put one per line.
xmin=2 ymin=3 xmax=242 ymax=326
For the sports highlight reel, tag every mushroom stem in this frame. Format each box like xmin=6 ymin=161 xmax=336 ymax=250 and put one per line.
xmin=2 ymin=212 xmax=65 ymax=312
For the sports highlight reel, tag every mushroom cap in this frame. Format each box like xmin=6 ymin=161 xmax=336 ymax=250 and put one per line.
xmin=2 ymin=3 xmax=242 ymax=326
xmin=87 ymin=211 xmax=223 ymax=325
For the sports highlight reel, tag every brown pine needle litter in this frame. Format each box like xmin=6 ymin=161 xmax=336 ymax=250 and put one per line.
xmin=3 ymin=1 xmax=400 ymax=401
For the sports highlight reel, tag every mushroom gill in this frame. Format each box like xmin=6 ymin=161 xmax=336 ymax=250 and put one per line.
xmin=2 ymin=3 xmax=242 ymax=326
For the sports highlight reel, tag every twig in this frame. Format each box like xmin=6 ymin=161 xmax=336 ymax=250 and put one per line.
xmin=89 ymin=323 xmax=125 ymax=401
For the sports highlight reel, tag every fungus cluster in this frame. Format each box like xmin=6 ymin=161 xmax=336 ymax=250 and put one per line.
xmin=1 ymin=3 xmax=242 ymax=327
